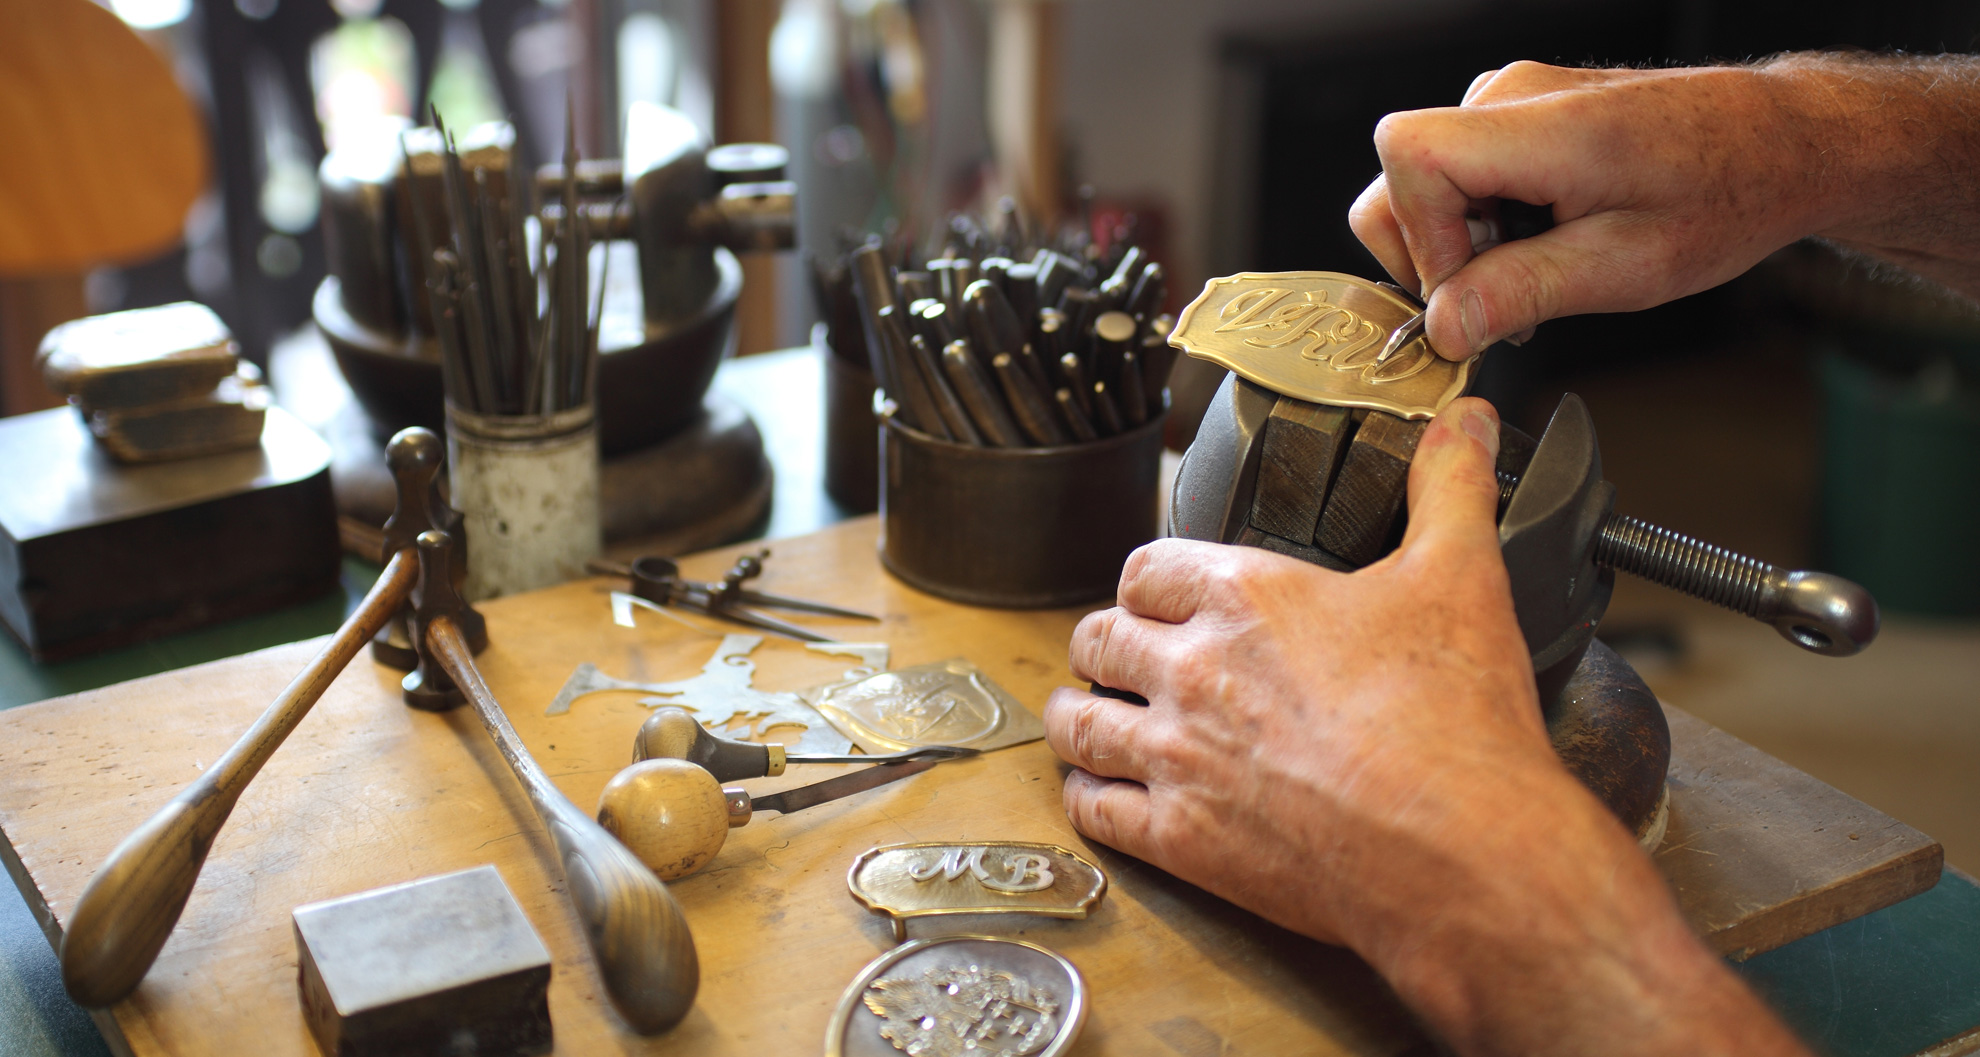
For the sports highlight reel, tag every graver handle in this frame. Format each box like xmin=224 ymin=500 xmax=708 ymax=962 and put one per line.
xmin=427 ymin=616 xmax=699 ymax=1033
xmin=59 ymin=550 xmax=419 ymax=1008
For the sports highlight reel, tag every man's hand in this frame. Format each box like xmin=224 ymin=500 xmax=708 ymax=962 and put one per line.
xmin=1045 ymin=398 xmax=1809 ymax=1055
xmin=1351 ymin=56 xmax=1980 ymax=359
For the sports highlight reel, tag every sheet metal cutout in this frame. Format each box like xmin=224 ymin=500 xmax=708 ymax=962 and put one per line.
xmin=548 ymin=637 xmax=1043 ymax=758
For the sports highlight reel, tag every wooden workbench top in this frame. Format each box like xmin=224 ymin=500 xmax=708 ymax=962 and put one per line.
xmin=0 ymin=516 xmax=1940 ymax=1056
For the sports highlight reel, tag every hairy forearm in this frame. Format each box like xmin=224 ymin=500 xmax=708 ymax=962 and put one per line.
xmin=1761 ymin=52 xmax=1980 ymax=297
xmin=1349 ymin=765 xmax=1809 ymax=1056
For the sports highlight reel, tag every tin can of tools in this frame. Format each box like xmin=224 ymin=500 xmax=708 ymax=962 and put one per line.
xmin=446 ymin=403 xmax=601 ymax=600
xmin=879 ymin=410 xmax=1166 ymax=608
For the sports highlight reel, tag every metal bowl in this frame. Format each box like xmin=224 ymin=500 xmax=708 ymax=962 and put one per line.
xmin=313 ymin=246 xmax=741 ymax=456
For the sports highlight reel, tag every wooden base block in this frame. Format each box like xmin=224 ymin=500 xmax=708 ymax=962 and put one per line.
xmin=0 ymin=405 xmax=339 ymax=661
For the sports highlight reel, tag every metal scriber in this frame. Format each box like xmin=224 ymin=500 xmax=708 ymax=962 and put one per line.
xmin=731 ymin=759 xmax=943 ymax=821
xmin=589 ymin=549 xmax=878 ymax=643
xmin=633 ymin=705 xmax=977 ymax=782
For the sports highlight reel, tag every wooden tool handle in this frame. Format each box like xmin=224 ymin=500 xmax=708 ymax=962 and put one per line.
xmin=634 ymin=705 xmax=783 ymax=780
xmin=428 ymin=617 xmax=699 ymax=1034
xmin=58 ymin=551 xmax=420 ymax=1008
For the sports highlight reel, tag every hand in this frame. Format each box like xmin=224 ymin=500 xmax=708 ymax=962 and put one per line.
xmin=1045 ymin=398 xmax=1810 ymax=1055
xmin=1047 ymin=397 xmax=1549 ymax=946
xmin=1349 ymin=61 xmax=1828 ymax=359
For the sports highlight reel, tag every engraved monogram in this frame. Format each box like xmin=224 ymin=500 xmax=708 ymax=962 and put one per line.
xmin=1213 ymin=286 xmax=1431 ymax=384
xmin=863 ymin=965 xmax=1060 ymax=1057
xmin=847 ymin=841 xmax=1107 ymax=941
xmin=907 ymin=847 xmax=1056 ymax=894
xmin=1169 ymin=271 xmax=1479 ymax=420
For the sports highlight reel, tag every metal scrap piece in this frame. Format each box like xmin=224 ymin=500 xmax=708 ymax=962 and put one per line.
xmin=802 ymin=658 xmax=1045 ymax=755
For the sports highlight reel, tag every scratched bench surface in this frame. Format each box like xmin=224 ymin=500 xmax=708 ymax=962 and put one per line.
xmin=0 ymin=517 xmax=1940 ymax=1056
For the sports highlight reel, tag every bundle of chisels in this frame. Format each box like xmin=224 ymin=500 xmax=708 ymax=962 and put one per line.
xmin=836 ymin=217 xmax=1177 ymax=447
xmin=404 ymin=109 xmax=602 ymax=417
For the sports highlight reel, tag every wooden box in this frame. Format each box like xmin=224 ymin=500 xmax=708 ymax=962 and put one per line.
xmin=0 ymin=405 xmax=340 ymax=661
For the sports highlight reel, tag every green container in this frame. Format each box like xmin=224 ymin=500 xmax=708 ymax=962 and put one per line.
xmin=1818 ymin=349 xmax=1980 ymax=616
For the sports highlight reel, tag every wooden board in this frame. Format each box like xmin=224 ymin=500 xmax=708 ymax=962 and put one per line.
xmin=0 ymin=517 xmax=1942 ymax=1056
xmin=1657 ymin=708 xmax=1943 ymax=960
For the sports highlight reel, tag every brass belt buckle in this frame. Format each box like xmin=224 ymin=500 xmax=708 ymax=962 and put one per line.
xmin=1168 ymin=271 xmax=1479 ymax=420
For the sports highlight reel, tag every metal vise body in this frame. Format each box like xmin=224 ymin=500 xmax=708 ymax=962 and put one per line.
xmin=538 ymin=102 xmax=796 ymax=339
xmin=1172 ymin=359 xmax=1879 ymax=844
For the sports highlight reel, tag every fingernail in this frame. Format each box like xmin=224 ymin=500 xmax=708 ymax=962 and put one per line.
xmin=1505 ymin=326 xmax=1536 ymax=347
xmin=1460 ymin=289 xmax=1489 ymax=352
xmin=1462 ymin=409 xmax=1500 ymax=458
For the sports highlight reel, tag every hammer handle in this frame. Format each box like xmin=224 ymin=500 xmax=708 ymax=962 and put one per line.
xmin=58 ymin=550 xmax=420 ymax=1008
xmin=427 ymin=617 xmax=699 ymax=1034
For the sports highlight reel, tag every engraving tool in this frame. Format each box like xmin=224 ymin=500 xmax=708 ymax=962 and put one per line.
xmin=596 ymin=757 xmax=952 ymax=881
xmin=634 ymin=705 xmax=979 ymax=783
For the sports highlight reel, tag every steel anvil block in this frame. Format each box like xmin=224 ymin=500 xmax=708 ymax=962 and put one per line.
xmin=293 ymin=865 xmax=553 ymax=1057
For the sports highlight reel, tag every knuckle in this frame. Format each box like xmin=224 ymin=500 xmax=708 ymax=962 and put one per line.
xmin=1498 ymin=59 xmax=1557 ymax=85
xmin=1371 ymin=111 xmax=1428 ymax=158
xmin=1119 ymin=542 xmax=1158 ymax=585
xmin=1166 ymin=647 xmax=1225 ymax=702
xmin=1064 ymin=772 xmax=1119 ymax=844
xmin=1066 ymin=696 xmax=1106 ymax=764
xmin=1068 ymin=608 xmax=1119 ymax=675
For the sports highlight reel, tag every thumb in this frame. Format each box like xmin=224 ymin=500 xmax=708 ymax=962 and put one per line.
xmin=1396 ymin=397 xmax=1504 ymax=564
xmin=1420 ymin=215 xmax=1695 ymax=356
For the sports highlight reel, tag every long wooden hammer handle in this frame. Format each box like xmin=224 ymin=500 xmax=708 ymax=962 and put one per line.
xmin=426 ymin=613 xmax=700 ymax=1033
xmin=58 ymin=549 xmax=420 ymax=1008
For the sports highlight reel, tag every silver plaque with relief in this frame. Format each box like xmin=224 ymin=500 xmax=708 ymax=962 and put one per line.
xmin=824 ymin=936 xmax=1087 ymax=1057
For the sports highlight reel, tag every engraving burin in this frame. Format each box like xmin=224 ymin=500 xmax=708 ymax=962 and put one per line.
xmin=863 ymin=965 xmax=1060 ymax=1057
xmin=907 ymin=847 xmax=1057 ymax=894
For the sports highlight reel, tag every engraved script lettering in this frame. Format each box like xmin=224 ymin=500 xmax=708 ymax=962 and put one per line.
xmin=1214 ymin=287 xmax=1382 ymax=367
xmin=982 ymin=853 xmax=1055 ymax=894
xmin=907 ymin=847 xmax=1056 ymax=894
xmin=1179 ymin=273 xmax=1465 ymax=408
xmin=908 ymin=847 xmax=978 ymax=884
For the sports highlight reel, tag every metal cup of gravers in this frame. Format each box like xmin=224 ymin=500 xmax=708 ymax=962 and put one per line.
xmin=878 ymin=409 xmax=1167 ymax=608
xmin=446 ymin=402 xmax=601 ymax=600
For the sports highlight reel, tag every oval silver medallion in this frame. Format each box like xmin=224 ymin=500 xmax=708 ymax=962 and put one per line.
xmin=824 ymin=936 xmax=1087 ymax=1057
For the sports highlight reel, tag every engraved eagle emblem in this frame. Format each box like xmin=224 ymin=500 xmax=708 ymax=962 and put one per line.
xmin=862 ymin=965 xmax=1060 ymax=1057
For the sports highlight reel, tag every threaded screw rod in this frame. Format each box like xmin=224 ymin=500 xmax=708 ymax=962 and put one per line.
xmin=1494 ymin=472 xmax=1878 ymax=656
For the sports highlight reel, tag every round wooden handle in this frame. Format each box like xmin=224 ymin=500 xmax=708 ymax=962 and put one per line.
xmin=59 ymin=794 xmax=220 ymax=1007
xmin=57 ymin=551 xmax=418 ymax=1008
xmin=596 ymin=759 xmax=731 ymax=881
xmin=426 ymin=610 xmax=700 ymax=1034
xmin=633 ymin=706 xmax=782 ymax=780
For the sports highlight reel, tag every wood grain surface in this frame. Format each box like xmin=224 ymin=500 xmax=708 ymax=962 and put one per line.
xmin=1316 ymin=411 xmax=1426 ymax=566
xmin=1657 ymin=708 xmax=1943 ymax=960
xmin=1249 ymin=396 xmax=1353 ymax=545
xmin=0 ymin=517 xmax=1942 ymax=1056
